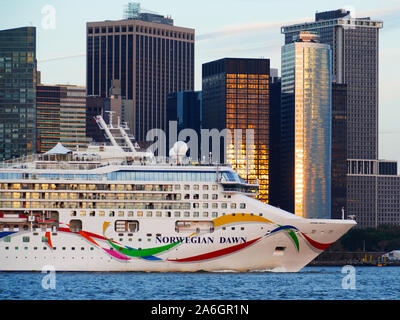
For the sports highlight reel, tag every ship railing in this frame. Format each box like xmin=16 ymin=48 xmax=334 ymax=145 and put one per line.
xmin=0 ymin=154 xmax=40 ymax=169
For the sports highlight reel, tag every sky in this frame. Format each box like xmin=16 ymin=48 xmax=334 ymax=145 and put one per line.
xmin=1 ymin=0 xmax=400 ymax=162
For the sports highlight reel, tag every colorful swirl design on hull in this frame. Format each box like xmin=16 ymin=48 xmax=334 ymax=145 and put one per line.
xmin=0 ymin=215 xmax=335 ymax=263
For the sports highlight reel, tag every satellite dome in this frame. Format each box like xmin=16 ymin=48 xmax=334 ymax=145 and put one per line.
xmin=169 ymin=141 xmax=188 ymax=164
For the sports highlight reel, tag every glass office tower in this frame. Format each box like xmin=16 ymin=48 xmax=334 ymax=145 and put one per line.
xmin=281 ymin=32 xmax=331 ymax=218
xmin=0 ymin=27 xmax=37 ymax=160
xmin=202 ymin=58 xmax=270 ymax=202
xmin=281 ymin=8 xmax=383 ymax=160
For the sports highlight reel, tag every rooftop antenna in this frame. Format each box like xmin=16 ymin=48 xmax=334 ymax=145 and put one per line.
xmin=124 ymin=2 xmax=141 ymax=19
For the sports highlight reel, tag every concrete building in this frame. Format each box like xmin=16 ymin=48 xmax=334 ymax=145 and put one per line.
xmin=86 ymin=6 xmax=195 ymax=144
xmin=36 ymin=84 xmax=90 ymax=152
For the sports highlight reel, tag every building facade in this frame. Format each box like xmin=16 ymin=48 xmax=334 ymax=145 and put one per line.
xmin=202 ymin=58 xmax=270 ymax=202
xmin=268 ymin=76 xmax=281 ymax=208
xmin=347 ymin=159 xmax=400 ymax=228
xmin=280 ymin=32 xmax=332 ymax=219
xmin=281 ymin=9 xmax=383 ymax=160
xmin=331 ymin=83 xmax=347 ymax=219
xmin=36 ymin=85 xmax=89 ymax=152
xmin=86 ymin=11 xmax=195 ymax=143
xmin=0 ymin=27 xmax=37 ymax=160
xmin=166 ymin=91 xmax=202 ymax=153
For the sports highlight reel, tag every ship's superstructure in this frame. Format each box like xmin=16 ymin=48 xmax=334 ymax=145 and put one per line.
xmin=0 ymin=115 xmax=355 ymax=272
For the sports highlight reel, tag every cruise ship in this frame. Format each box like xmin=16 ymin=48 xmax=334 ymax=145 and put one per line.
xmin=0 ymin=115 xmax=356 ymax=272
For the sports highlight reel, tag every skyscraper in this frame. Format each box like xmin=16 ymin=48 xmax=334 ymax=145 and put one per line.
xmin=281 ymin=9 xmax=390 ymax=226
xmin=202 ymin=58 xmax=270 ymax=202
xmin=166 ymin=90 xmax=202 ymax=157
xmin=281 ymin=9 xmax=383 ymax=160
xmin=36 ymin=84 xmax=89 ymax=152
xmin=86 ymin=8 xmax=194 ymax=143
xmin=331 ymin=83 xmax=347 ymax=219
xmin=0 ymin=27 xmax=37 ymax=160
xmin=280 ymin=31 xmax=332 ymax=219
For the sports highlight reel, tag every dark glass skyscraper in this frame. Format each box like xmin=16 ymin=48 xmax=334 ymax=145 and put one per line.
xmin=166 ymin=91 xmax=202 ymax=156
xmin=331 ymin=83 xmax=347 ymax=219
xmin=202 ymin=58 xmax=270 ymax=202
xmin=86 ymin=12 xmax=195 ymax=143
xmin=0 ymin=27 xmax=36 ymax=160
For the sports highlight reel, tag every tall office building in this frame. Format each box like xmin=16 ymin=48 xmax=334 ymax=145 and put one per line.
xmin=166 ymin=91 xmax=202 ymax=157
xmin=280 ymin=32 xmax=332 ymax=219
xmin=281 ymin=8 xmax=383 ymax=160
xmin=331 ymin=83 xmax=347 ymax=219
xmin=269 ymin=76 xmax=281 ymax=208
xmin=86 ymin=7 xmax=195 ymax=143
xmin=281 ymin=9 xmax=396 ymax=227
xmin=36 ymin=84 xmax=89 ymax=152
xmin=202 ymin=58 xmax=270 ymax=202
xmin=0 ymin=27 xmax=37 ymax=160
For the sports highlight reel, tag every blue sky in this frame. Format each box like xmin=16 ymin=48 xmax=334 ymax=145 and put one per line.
xmin=1 ymin=0 xmax=400 ymax=162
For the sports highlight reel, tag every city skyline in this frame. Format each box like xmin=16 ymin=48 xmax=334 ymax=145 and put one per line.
xmin=1 ymin=0 xmax=399 ymax=163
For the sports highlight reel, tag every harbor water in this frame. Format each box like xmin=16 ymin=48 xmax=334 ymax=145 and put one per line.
xmin=0 ymin=266 xmax=399 ymax=300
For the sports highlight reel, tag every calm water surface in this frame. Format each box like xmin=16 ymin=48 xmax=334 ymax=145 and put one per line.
xmin=0 ymin=266 xmax=399 ymax=300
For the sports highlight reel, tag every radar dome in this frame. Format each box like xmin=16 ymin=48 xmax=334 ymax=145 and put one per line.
xmin=169 ymin=141 xmax=188 ymax=164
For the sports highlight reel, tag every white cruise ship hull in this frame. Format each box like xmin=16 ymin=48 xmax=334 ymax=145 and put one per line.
xmin=0 ymin=196 xmax=355 ymax=273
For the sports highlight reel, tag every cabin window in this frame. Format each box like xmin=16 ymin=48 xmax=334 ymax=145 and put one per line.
xmin=175 ymin=220 xmax=215 ymax=233
xmin=70 ymin=219 xmax=82 ymax=232
xmin=23 ymin=236 xmax=30 ymax=242
xmin=240 ymin=203 xmax=246 ymax=209
xmin=115 ymin=220 xmax=139 ymax=233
